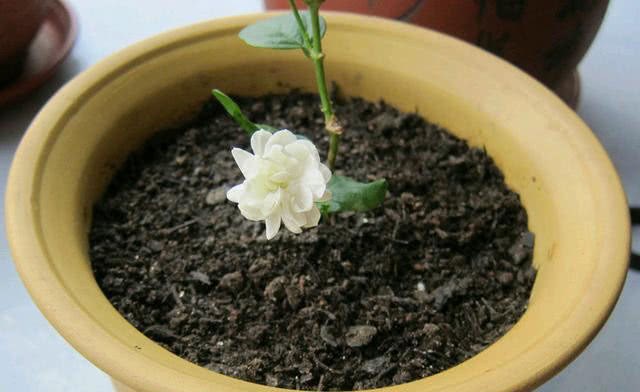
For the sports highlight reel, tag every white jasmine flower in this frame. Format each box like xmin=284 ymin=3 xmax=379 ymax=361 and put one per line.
xmin=226 ymin=129 xmax=332 ymax=239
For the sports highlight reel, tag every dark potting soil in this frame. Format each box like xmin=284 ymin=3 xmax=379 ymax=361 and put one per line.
xmin=90 ymin=92 xmax=536 ymax=390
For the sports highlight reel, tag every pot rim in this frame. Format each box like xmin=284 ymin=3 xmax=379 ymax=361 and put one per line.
xmin=5 ymin=11 xmax=629 ymax=392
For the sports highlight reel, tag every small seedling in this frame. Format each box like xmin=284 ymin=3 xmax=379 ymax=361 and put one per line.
xmin=214 ymin=0 xmax=387 ymax=239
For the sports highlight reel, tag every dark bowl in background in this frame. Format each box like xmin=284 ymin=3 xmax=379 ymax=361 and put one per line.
xmin=0 ymin=0 xmax=51 ymax=85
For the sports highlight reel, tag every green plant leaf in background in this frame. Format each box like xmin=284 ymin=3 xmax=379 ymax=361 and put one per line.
xmin=239 ymin=11 xmax=326 ymax=50
xmin=318 ymin=175 xmax=388 ymax=214
xmin=212 ymin=89 xmax=278 ymax=134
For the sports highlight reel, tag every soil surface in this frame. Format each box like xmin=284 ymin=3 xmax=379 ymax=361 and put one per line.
xmin=90 ymin=92 xmax=536 ymax=390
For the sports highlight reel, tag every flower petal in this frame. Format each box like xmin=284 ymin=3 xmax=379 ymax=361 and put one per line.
xmin=284 ymin=140 xmax=319 ymax=163
xmin=319 ymin=163 xmax=332 ymax=183
xmin=264 ymin=144 xmax=286 ymax=162
xmin=260 ymin=189 xmax=282 ymax=216
xmin=265 ymin=129 xmax=296 ymax=151
xmin=251 ymin=130 xmax=272 ymax=157
xmin=281 ymin=208 xmax=304 ymax=233
xmin=302 ymin=207 xmax=321 ymax=228
xmin=226 ymin=184 xmax=245 ymax=203
xmin=238 ymin=203 xmax=265 ymax=221
xmin=299 ymin=139 xmax=321 ymax=163
xmin=270 ymin=170 xmax=290 ymax=183
xmin=231 ymin=148 xmax=257 ymax=178
xmin=302 ymin=169 xmax=327 ymax=198
xmin=265 ymin=213 xmax=282 ymax=240
xmin=289 ymin=183 xmax=313 ymax=212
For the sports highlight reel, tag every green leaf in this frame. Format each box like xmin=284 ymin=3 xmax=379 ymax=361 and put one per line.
xmin=212 ymin=89 xmax=281 ymax=135
xmin=239 ymin=11 xmax=326 ymax=50
xmin=212 ymin=89 xmax=307 ymax=138
xmin=212 ymin=89 xmax=258 ymax=134
xmin=318 ymin=175 xmax=387 ymax=214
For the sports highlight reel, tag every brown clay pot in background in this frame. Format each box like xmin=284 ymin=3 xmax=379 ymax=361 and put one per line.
xmin=0 ymin=0 xmax=51 ymax=85
xmin=265 ymin=0 xmax=609 ymax=108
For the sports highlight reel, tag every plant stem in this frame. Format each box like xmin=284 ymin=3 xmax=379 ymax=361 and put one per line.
xmin=327 ymin=130 xmax=339 ymax=170
xmin=288 ymin=0 xmax=313 ymax=49
xmin=292 ymin=0 xmax=342 ymax=170
xmin=308 ymin=4 xmax=332 ymax=121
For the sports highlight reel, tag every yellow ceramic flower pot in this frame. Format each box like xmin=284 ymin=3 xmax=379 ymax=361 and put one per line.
xmin=6 ymin=12 xmax=629 ymax=392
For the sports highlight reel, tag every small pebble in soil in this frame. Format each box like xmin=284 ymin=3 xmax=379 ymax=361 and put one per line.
xmin=205 ymin=186 xmax=228 ymax=205
xmin=345 ymin=325 xmax=378 ymax=347
xmin=90 ymin=92 xmax=536 ymax=390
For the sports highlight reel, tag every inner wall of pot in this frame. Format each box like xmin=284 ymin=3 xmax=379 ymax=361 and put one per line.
xmin=33 ymin=20 xmax=599 ymax=384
